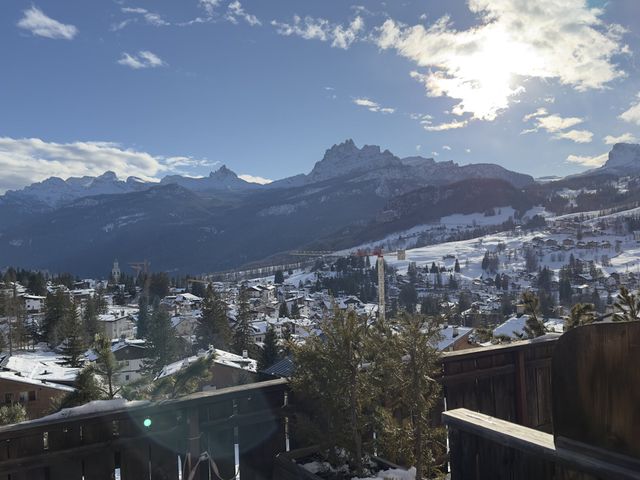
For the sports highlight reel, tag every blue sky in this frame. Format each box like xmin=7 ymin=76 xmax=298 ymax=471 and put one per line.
xmin=1 ymin=0 xmax=639 ymax=191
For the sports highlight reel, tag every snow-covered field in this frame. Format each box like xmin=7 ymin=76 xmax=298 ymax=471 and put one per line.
xmin=382 ymin=231 xmax=537 ymax=280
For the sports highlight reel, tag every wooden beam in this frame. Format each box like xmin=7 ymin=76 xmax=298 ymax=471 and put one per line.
xmin=443 ymin=408 xmax=640 ymax=480
xmin=440 ymin=364 xmax=515 ymax=385
xmin=514 ymin=349 xmax=528 ymax=426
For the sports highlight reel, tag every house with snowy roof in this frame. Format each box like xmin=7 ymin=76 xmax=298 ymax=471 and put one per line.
xmin=98 ymin=311 xmax=135 ymax=340
xmin=21 ymin=295 xmax=45 ymax=313
xmin=0 ymin=350 xmax=79 ymax=419
xmin=155 ymin=348 xmax=258 ymax=390
xmin=435 ymin=325 xmax=474 ymax=352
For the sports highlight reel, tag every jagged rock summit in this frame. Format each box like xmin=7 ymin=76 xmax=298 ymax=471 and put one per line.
xmin=160 ymin=165 xmax=257 ymax=192
xmin=601 ymin=143 xmax=640 ymax=174
xmin=307 ymin=139 xmax=402 ymax=182
xmin=2 ymin=171 xmax=149 ymax=207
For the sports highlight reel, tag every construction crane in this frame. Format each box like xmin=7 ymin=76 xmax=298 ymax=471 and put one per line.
xmin=129 ymin=260 xmax=150 ymax=277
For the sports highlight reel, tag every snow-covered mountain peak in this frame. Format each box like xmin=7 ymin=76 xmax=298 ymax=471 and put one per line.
xmin=2 ymin=171 xmax=150 ymax=207
xmin=160 ymin=165 xmax=258 ymax=192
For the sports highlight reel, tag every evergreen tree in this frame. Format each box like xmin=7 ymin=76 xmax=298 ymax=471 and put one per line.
xmin=232 ymin=286 xmax=254 ymax=356
xmin=149 ymin=272 xmax=170 ymax=300
xmin=58 ymin=367 xmax=103 ymax=409
xmin=196 ymin=285 xmax=232 ymax=349
xmin=391 ymin=314 xmax=443 ymax=479
xmin=92 ymin=334 xmax=123 ymax=399
xmin=150 ymin=353 xmax=215 ymax=400
xmin=613 ymin=286 xmax=640 ymax=322
xmin=82 ymin=296 xmax=101 ymax=341
xmin=274 ymin=270 xmax=285 ymax=284
xmin=566 ymin=303 xmax=595 ymax=330
xmin=114 ymin=290 xmax=126 ymax=306
xmin=258 ymin=325 xmax=280 ymax=371
xmin=399 ymin=284 xmax=418 ymax=311
xmin=0 ymin=404 xmax=27 ymax=426
xmin=407 ymin=263 xmax=418 ymax=284
xmin=43 ymin=290 xmax=69 ymax=346
xmin=95 ymin=288 xmax=108 ymax=314
xmin=278 ymin=301 xmax=289 ymax=318
xmin=559 ymin=266 xmax=573 ymax=305
xmin=290 ymin=309 xmax=372 ymax=474
xmin=60 ymin=301 xmax=86 ymax=368
xmin=136 ymin=295 xmax=150 ymax=339
xmin=143 ymin=303 xmax=178 ymax=374
xmin=290 ymin=301 xmax=300 ymax=319
xmin=454 ymin=259 xmax=461 ymax=273
xmin=521 ymin=291 xmax=545 ymax=338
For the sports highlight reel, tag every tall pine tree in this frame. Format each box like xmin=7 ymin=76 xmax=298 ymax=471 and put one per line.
xmin=196 ymin=285 xmax=232 ymax=350
xmin=522 ymin=291 xmax=546 ymax=338
xmin=92 ymin=334 xmax=123 ymax=399
xmin=258 ymin=325 xmax=280 ymax=371
xmin=290 ymin=301 xmax=300 ymax=319
xmin=232 ymin=286 xmax=254 ymax=356
xmin=143 ymin=302 xmax=178 ymax=374
xmin=60 ymin=301 xmax=86 ymax=368
xmin=136 ymin=295 xmax=149 ymax=339
xmin=43 ymin=290 xmax=69 ymax=347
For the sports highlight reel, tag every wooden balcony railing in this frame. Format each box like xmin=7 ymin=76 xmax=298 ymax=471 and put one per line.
xmin=0 ymin=378 xmax=290 ymax=480
xmin=443 ymin=323 xmax=640 ymax=480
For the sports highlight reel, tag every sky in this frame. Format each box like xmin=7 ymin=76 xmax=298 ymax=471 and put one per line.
xmin=1 ymin=0 xmax=640 ymax=192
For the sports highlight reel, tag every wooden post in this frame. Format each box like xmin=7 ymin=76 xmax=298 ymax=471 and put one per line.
xmin=185 ymin=409 xmax=202 ymax=480
xmin=514 ymin=349 xmax=528 ymax=426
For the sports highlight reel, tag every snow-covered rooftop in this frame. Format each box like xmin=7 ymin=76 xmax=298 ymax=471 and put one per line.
xmin=2 ymin=350 xmax=79 ymax=383
xmin=156 ymin=348 xmax=257 ymax=380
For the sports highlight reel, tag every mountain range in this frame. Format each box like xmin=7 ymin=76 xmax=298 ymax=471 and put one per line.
xmin=0 ymin=140 xmax=637 ymax=276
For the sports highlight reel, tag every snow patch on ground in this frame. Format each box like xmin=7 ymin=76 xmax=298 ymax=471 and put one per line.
xmin=439 ymin=207 xmax=515 ymax=227
xmin=354 ymin=466 xmax=416 ymax=480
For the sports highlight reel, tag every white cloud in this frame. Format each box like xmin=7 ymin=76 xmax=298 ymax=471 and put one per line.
xmin=604 ymin=133 xmax=638 ymax=144
xmin=465 ymin=148 xmax=471 ymax=153
xmin=416 ymin=144 xmax=422 ymax=152
xmin=521 ymin=111 xmax=591 ymax=142
xmin=522 ymin=108 xmax=548 ymax=122
xmin=535 ymin=115 xmax=584 ymax=133
xmin=375 ymin=1 xmax=626 ymax=120
xmin=113 ymin=7 xmax=169 ymax=30
xmin=17 ymin=7 xmax=77 ymax=40
xmin=199 ymin=0 xmax=221 ymax=16
xmin=118 ymin=51 xmax=166 ymax=69
xmin=432 ymin=151 xmax=439 ymax=157
xmin=442 ymin=145 xmax=451 ymax=150
xmin=0 ymin=137 xmax=212 ymax=193
xmin=272 ymin=15 xmax=364 ymax=49
xmin=566 ymin=152 xmax=608 ymax=168
xmin=226 ymin=1 xmax=261 ymax=26
xmin=555 ymin=129 xmax=593 ymax=143
xmin=238 ymin=174 xmax=272 ymax=185
xmin=424 ymin=119 xmax=468 ymax=131
xmin=620 ymin=93 xmax=640 ymax=125
xmin=353 ymin=98 xmax=395 ymax=114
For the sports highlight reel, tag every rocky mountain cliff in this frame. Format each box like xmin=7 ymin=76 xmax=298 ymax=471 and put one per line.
xmin=0 ymin=139 xmax=542 ymax=275
xmin=598 ymin=143 xmax=640 ymax=175
xmin=267 ymin=139 xmax=534 ymax=192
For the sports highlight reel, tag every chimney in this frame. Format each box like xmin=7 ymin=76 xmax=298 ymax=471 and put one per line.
xmin=242 ymin=349 xmax=248 ymax=359
xmin=452 ymin=326 xmax=459 ymax=338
